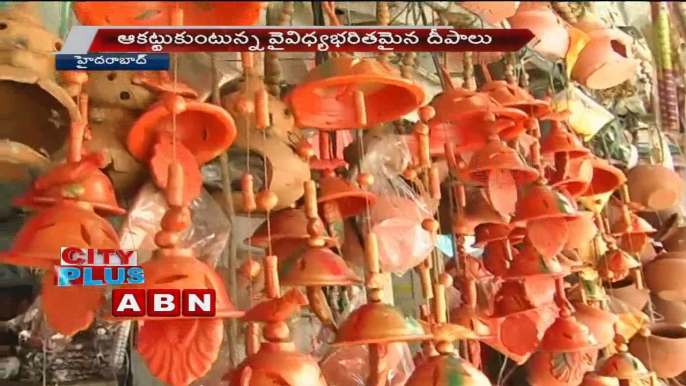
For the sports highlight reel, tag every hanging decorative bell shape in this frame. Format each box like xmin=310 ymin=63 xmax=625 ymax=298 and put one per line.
xmin=334 ymin=302 xmax=430 ymax=346
xmin=74 ymin=1 xmax=264 ymax=26
xmin=14 ymin=151 xmax=125 ymax=216
xmin=595 ymin=343 xmax=653 ymax=383
xmin=318 ymin=170 xmax=376 ymax=220
xmin=538 ymin=308 xmax=599 ymax=352
xmin=579 ymin=157 xmax=626 ymax=197
xmin=430 ymin=88 xmax=528 ymax=151
xmin=597 ymin=247 xmax=641 ymax=283
xmin=540 ymin=120 xmax=590 ymax=159
xmin=461 ymin=137 xmax=539 ymax=186
xmin=473 ymin=223 xmax=513 ymax=248
xmin=287 ymin=55 xmax=425 ymax=130
xmin=279 ymin=246 xmax=361 ymax=287
xmin=513 ymin=184 xmax=579 ymax=226
xmin=479 ymin=80 xmax=551 ymax=118
xmin=505 ymin=242 xmax=567 ymax=279
xmin=0 ymin=200 xmax=119 ymax=268
xmin=247 ymin=208 xmax=335 ymax=249
xmin=611 ymin=211 xmax=656 ymax=254
xmin=548 ymin=157 xmax=594 ymax=198
xmin=405 ymin=354 xmax=491 ymax=386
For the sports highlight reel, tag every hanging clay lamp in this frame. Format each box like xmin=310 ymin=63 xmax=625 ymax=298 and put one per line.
xmin=405 ymin=276 xmax=490 ymax=386
xmin=580 ymin=373 xmax=619 ymax=386
xmin=474 ymin=223 xmax=517 ymax=277
xmin=596 ymin=242 xmax=641 ymax=284
xmin=222 ymin=73 xmax=312 ymax=214
xmin=596 ymin=335 xmax=656 ymax=385
xmin=573 ymin=302 xmax=619 ymax=348
xmin=540 ymin=119 xmax=591 ymax=193
xmin=430 ymin=88 xmax=528 ymax=152
xmin=127 ymin=73 xmax=237 ymax=204
xmin=571 ymin=19 xmax=640 ymax=90
xmin=479 ymin=80 xmax=551 ymax=119
xmin=317 ymin=169 xmax=376 ymax=247
xmin=513 ymin=184 xmax=579 ymax=258
xmin=287 ymin=55 xmax=425 ymax=130
xmin=610 ymin=211 xmax=656 ymax=254
xmin=0 ymin=3 xmax=79 ymax=175
xmin=549 ymin=157 xmax=595 ymax=198
xmin=278 ymin=181 xmax=362 ymax=333
xmin=504 ymin=242 xmax=568 ymax=280
xmin=334 ymin=233 xmax=431 ymax=386
xmin=460 ymin=137 xmax=539 ymax=218
xmin=248 ymin=208 xmax=335 ymax=249
xmin=625 ymin=164 xmax=685 ymax=211
xmin=526 ymin=305 xmax=600 ymax=386
xmin=226 ymin=256 xmax=328 ymax=386
xmin=579 ymin=157 xmax=626 ymax=197
xmin=565 ymin=211 xmax=598 ymax=250
xmin=74 ymin=1 xmax=264 ymax=26
xmin=113 ymin=163 xmax=243 ymax=386
xmin=507 ymin=6 xmax=571 ymax=59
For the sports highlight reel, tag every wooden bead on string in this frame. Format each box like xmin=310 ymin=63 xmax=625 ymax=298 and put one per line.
xmin=255 ymin=190 xmax=278 ymax=211
xmin=245 ymin=322 xmax=260 ymax=356
xmin=296 ymin=141 xmax=316 ymax=161
xmin=417 ymin=263 xmax=434 ymax=300
xmin=438 ymin=273 xmax=453 ymax=288
xmin=303 ymin=180 xmax=318 ymax=219
xmin=356 ymin=173 xmax=374 ymax=187
xmin=428 ymin=165 xmax=441 ymax=199
xmin=254 ymin=89 xmax=270 ymax=130
xmin=353 ymin=90 xmax=367 ymax=127
xmin=241 ymin=174 xmax=257 ymax=212
xmin=163 ymin=93 xmax=187 ymax=115
xmin=421 ymin=218 xmax=439 ymax=234
xmin=364 ymin=232 xmax=380 ymax=274
xmin=263 ymin=254 xmax=280 ymax=299
xmin=239 ymin=259 xmax=262 ymax=280
xmin=418 ymin=105 xmax=436 ymax=123
xmin=154 ymin=230 xmax=180 ymax=248
xmin=165 ymin=162 xmax=185 ymax=207
xmin=433 ymin=283 xmax=447 ymax=324
xmin=160 ymin=206 xmax=191 ymax=232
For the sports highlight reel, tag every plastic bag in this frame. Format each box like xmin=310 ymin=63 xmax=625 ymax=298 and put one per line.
xmin=118 ymin=182 xmax=231 ymax=266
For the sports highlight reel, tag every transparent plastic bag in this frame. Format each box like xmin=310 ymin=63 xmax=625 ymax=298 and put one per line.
xmin=352 ymin=136 xmax=437 ymax=274
xmin=118 ymin=182 xmax=231 ymax=266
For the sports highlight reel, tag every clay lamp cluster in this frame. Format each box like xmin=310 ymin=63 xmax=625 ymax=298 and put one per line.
xmin=74 ymin=1 xmax=264 ymax=27
xmin=278 ymin=181 xmax=362 ymax=334
xmin=126 ymin=71 xmax=237 ymax=204
xmin=1 ymin=72 xmax=119 ymax=336
xmin=108 ymin=162 xmax=243 ymax=386
xmin=334 ymin=232 xmax=431 ymax=386
xmin=610 ymin=204 xmax=657 ymax=255
xmin=577 ymin=158 xmax=627 ymax=214
xmin=474 ymin=223 xmax=521 ymax=277
xmin=526 ymin=279 xmax=602 ymax=386
xmin=405 ymin=274 xmax=491 ymax=386
xmin=225 ymin=254 xmax=327 ymax=386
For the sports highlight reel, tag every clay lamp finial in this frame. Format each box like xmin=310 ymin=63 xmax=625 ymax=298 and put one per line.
xmin=286 ymin=55 xmax=425 ymax=130
xmin=278 ymin=181 xmax=362 ymax=334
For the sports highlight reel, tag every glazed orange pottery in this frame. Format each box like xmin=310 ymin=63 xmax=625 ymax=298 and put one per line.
xmin=571 ymin=21 xmax=640 ymax=90
xmin=137 ymin=318 xmax=224 ymax=386
xmin=287 ymin=55 xmax=425 ymax=130
xmin=127 ymin=98 xmax=237 ymax=165
xmin=626 ymin=164 xmax=685 ymax=211
xmin=0 ymin=201 xmax=120 ymax=269
xmin=41 ymin=268 xmax=104 ymax=336
xmin=13 ymin=151 xmax=125 ymax=216
xmin=430 ymin=88 xmax=528 ymax=151
xmin=507 ymin=9 xmax=570 ymax=59
xmin=479 ymin=80 xmax=551 ymax=118
xmin=74 ymin=1 xmax=264 ymax=26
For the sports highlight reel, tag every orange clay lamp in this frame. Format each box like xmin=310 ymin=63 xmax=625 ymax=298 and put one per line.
xmin=225 ymin=256 xmax=328 ymax=386
xmin=278 ymin=181 xmax=362 ymax=334
xmin=333 ymin=231 xmax=431 ymax=386
xmin=1 ymin=71 xmax=116 ymax=336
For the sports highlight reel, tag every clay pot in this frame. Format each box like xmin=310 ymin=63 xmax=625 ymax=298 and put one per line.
xmin=334 ymin=302 xmax=430 ymax=346
xmin=81 ymin=71 xmax=159 ymax=110
xmin=644 ymin=257 xmax=686 ymax=301
xmin=662 ymin=227 xmax=686 ymax=252
xmin=651 ymin=296 xmax=686 ymax=325
xmin=571 ymin=21 xmax=640 ymax=89
xmin=221 ymin=93 xmax=311 ymax=213
xmin=626 ymin=165 xmax=685 ymax=211
xmin=604 ymin=276 xmax=650 ymax=311
xmin=287 ymin=55 xmax=425 ymax=130
xmin=74 ymin=1 xmax=264 ymax=26
xmin=573 ymin=303 xmax=618 ymax=347
xmin=629 ymin=323 xmax=686 ymax=378
xmin=507 ymin=9 xmax=570 ymax=59
xmin=527 ymin=350 xmax=597 ymax=386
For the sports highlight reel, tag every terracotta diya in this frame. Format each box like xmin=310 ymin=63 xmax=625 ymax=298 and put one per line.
xmin=74 ymin=1 xmax=264 ymax=26
xmin=429 ymin=88 xmax=528 ymax=152
xmin=579 ymin=157 xmax=626 ymax=197
xmin=625 ymin=164 xmax=685 ymax=211
xmin=287 ymin=55 xmax=425 ymax=130
xmin=479 ymin=80 xmax=551 ymax=119
xmin=595 ymin=336 xmax=655 ymax=385
xmin=610 ymin=211 xmax=656 ymax=254
xmin=549 ymin=157 xmax=594 ymax=198
xmin=475 ymin=223 xmax=517 ymax=276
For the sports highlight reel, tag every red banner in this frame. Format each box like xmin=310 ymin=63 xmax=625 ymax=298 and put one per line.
xmin=88 ymin=28 xmax=534 ymax=53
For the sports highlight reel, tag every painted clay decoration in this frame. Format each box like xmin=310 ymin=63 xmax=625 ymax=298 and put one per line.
xmin=507 ymin=6 xmax=571 ymax=59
